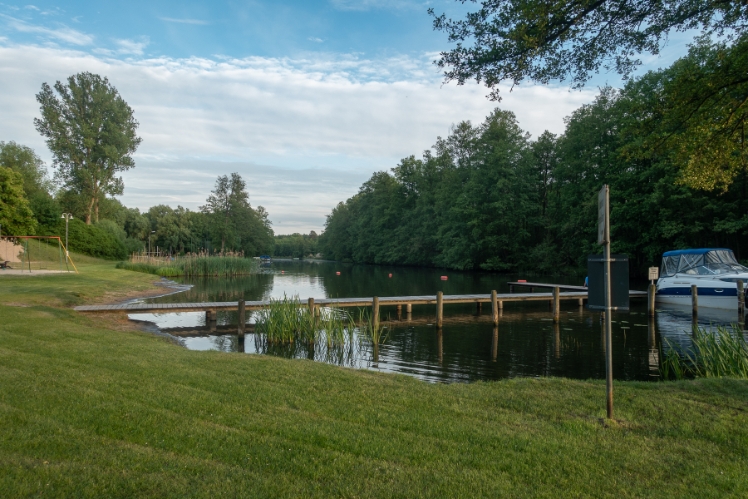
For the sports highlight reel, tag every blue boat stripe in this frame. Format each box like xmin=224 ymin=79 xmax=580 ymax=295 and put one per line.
xmin=657 ymin=287 xmax=737 ymax=296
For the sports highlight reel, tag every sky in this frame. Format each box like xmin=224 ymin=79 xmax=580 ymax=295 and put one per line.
xmin=0 ymin=1 xmax=697 ymax=233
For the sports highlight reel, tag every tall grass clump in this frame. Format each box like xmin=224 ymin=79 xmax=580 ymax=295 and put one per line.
xmin=117 ymin=256 xmax=258 ymax=277
xmin=254 ymin=295 xmax=315 ymax=345
xmin=661 ymin=325 xmax=748 ymax=380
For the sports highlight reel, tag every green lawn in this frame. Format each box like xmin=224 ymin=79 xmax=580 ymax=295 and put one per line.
xmin=1 ymin=260 xmax=747 ymax=497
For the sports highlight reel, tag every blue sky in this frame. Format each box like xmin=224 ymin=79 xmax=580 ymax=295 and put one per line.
xmin=0 ymin=1 xmax=695 ymax=233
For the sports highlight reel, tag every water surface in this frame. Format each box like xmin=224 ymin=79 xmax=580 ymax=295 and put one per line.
xmin=128 ymin=260 xmax=740 ymax=383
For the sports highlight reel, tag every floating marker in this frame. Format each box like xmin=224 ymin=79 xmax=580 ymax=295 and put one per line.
xmin=388 ymin=273 xmax=392 ymax=278
xmin=440 ymin=276 xmax=448 ymax=280
xmin=336 ymin=271 xmax=341 ymax=275
xmin=518 ymin=279 xmax=527 ymax=283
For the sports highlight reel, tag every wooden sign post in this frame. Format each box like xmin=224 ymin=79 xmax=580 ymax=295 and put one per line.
xmin=598 ymin=185 xmax=614 ymax=420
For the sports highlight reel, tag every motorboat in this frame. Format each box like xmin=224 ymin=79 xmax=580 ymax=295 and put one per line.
xmin=656 ymin=248 xmax=748 ymax=309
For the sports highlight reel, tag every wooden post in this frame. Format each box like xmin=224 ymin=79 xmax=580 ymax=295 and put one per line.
xmin=648 ymin=283 xmax=656 ymax=317
xmin=308 ymin=297 xmax=315 ymax=315
xmin=491 ymin=326 xmax=498 ymax=362
xmin=372 ymin=296 xmax=380 ymax=331
xmin=437 ymin=328 xmax=443 ymax=364
xmin=578 ymin=298 xmax=584 ymax=307
xmin=237 ymin=300 xmax=246 ymax=337
xmin=691 ymin=285 xmax=698 ymax=317
xmin=553 ymin=286 xmax=560 ymax=323
xmin=436 ymin=291 xmax=443 ymax=328
xmin=396 ymin=304 xmax=402 ymax=320
xmin=406 ymin=303 xmax=412 ymax=314
xmin=476 ymin=302 xmax=482 ymax=314
xmin=738 ymin=280 xmax=745 ymax=318
xmin=554 ymin=322 xmax=560 ymax=359
xmin=491 ymin=290 xmax=499 ymax=326
xmin=509 ymin=284 xmax=513 ymax=293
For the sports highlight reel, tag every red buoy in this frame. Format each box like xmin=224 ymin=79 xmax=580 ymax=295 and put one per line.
xmin=440 ymin=276 xmax=448 ymax=280
xmin=336 ymin=271 xmax=341 ymax=275
xmin=518 ymin=279 xmax=527 ymax=283
xmin=388 ymin=273 xmax=392 ymax=278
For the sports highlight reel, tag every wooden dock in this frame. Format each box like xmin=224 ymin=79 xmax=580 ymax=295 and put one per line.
xmin=75 ymin=289 xmax=648 ymax=331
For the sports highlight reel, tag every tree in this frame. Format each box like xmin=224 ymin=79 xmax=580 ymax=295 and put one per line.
xmin=430 ymin=0 xmax=748 ymax=99
xmin=0 ymin=166 xmax=37 ymax=235
xmin=35 ymin=72 xmax=141 ymax=224
xmin=0 ymin=141 xmax=53 ymax=199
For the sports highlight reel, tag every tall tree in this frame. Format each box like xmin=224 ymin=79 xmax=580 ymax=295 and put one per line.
xmin=35 ymin=72 xmax=141 ymax=224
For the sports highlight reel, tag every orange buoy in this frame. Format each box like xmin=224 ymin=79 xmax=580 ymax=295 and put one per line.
xmin=440 ymin=276 xmax=448 ymax=280
xmin=336 ymin=271 xmax=341 ymax=275
xmin=518 ymin=279 xmax=527 ymax=283
xmin=388 ymin=273 xmax=392 ymax=278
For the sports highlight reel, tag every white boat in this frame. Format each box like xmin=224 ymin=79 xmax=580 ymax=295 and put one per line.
xmin=656 ymin=248 xmax=748 ymax=309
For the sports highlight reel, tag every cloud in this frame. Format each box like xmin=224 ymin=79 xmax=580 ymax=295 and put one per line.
xmin=308 ymin=37 xmax=324 ymax=43
xmin=114 ymin=37 xmax=149 ymax=55
xmin=0 ymin=44 xmax=595 ymax=232
xmin=24 ymin=5 xmax=40 ymax=11
xmin=1 ymin=15 xmax=93 ymax=45
xmin=159 ymin=17 xmax=209 ymax=25
xmin=329 ymin=0 xmax=425 ymax=11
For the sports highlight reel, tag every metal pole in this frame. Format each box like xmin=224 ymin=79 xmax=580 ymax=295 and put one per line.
xmin=603 ymin=186 xmax=614 ymax=420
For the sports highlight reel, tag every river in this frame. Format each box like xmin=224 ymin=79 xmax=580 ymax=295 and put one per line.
xmin=127 ymin=260 xmax=741 ymax=383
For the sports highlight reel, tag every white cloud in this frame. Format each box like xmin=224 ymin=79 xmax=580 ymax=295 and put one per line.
xmin=159 ymin=17 xmax=209 ymax=25
xmin=114 ymin=37 xmax=149 ymax=55
xmin=24 ymin=5 xmax=40 ymax=11
xmin=308 ymin=37 xmax=324 ymax=43
xmin=2 ymin=15 xmax=93 ymax=45
xmin=0 ymin=44 xmax=595 ymax=232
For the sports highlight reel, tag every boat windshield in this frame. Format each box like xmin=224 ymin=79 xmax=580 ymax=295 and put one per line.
xmin=661 ymin=249 xmax=747 ymax=277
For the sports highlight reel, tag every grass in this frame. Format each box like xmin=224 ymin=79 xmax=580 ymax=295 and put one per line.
xmin=116 ymin=256 xmax=259 ymax=277
xmin=661 ymin=325 xmax=748 ymax=380
xmin=1 ymin=261 xmax=748 ymax=497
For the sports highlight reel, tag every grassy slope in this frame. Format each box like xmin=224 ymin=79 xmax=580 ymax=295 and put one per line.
xmin=1 ymin=261 xmax=747 ymax=498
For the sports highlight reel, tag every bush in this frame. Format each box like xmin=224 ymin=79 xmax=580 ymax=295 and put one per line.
xmin=39 ymin=218 xmax=127 ymax=260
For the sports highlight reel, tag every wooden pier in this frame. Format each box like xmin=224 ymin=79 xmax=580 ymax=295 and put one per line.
xmin=75 ymin=289 xmax=648 ymax=332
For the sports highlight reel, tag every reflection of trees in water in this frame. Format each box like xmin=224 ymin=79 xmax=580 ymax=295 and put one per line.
xmin=156 ymin=274 xmax=275 ymax=303
xmin=211 ymin=334 xmax=238 ymax=352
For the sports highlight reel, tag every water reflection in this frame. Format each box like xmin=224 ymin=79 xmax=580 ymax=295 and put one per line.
xmin=128 ymin=260 xmax=745 ymax=383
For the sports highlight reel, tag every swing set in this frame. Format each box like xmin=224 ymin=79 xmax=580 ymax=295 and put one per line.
xmin=0 ymin=236 xmax=78 ymax=273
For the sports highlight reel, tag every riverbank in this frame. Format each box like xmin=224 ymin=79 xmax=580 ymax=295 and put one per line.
xmin=1 ymin=260 xmax=747 ymax=497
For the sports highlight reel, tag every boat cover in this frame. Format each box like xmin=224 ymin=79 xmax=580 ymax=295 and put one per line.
xmin=660 ymin=248 xmax=739 ymax=277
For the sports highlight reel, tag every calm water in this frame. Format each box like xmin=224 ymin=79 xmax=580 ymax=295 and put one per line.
xmin=128 ymin=260 xmax=743 ymax=383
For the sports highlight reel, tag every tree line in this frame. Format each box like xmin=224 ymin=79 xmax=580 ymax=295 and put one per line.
xmin=319 ymin=35 xmax=748 ymax=277
xmin=0 ymin=72 xmax=274 ymax=259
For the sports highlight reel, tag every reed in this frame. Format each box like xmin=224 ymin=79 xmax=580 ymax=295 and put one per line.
xmin=660 ymin=325 xmax=748 ymax=380
xmin=116 ymin=256 xmax=258 ymax=277
xmin=356 ymin=308 xmax=388 ymax=346
xmin=254 ymin=295 xmax=315 ymax=345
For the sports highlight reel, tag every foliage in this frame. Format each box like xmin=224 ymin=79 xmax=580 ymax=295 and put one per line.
xmin=35 ymin=72 xmax=141 ymax=224
xmin=0 ymin=166 xmax=37 ymax=236
xmin=0 ymin=141 xmax=54 ymax=198
xmin=321 ymin=40 xmax=748 ymax=275
xmin=38 ymin=218 xmax=126 ymax=259
xmin=273 ymin=232 xmax=319 ymax=258
xmin=430 ymin=0 xmax=748 ymax=98
xmin=661 ymin=326 xmax=748 ymax=380
xmin=200 ymin=173 xmax=274 ymax=256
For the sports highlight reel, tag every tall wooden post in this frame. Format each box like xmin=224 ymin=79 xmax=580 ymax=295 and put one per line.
xmin=372 ymin=296 xmax=380 ymax=331
xmin=436 ymin=291 xmax=443 ymax=328
xmin=691 ymin=285 xmax=698 ymax=318
xmin=491 ymin=326 xmax=498 ymax=362
xmin=406 ymin=303 xmax=412 ymax=314
xmin=476 ymin=302 xmax=482 ymax=314
xmin=437 ymin=328 xmax=443 ymax=364
xmin=396 ymin=304 xmax=402 ymax=320
xmin=237 ymin=300 xmax=246 ymax=337
xmin=738 ymin=280 xmax=745 ymax=318
xmin=491 ymin=290 xmax=499 ymax=326
xmin=554 ymin=322 xmax=561 ymax=359
xmin=553 ymin=286 xmax=560 ymax=323
xmin=648 ymin=283 xmax=656 ymax=316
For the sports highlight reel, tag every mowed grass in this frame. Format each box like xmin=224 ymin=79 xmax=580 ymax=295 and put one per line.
xmin=1 ymin=261 xmax=748 ymax=497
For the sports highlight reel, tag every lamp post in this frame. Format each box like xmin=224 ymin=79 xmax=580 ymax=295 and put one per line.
xmin=60 ymin=213 xmax=73 ymax=257
xmin=149 ymin=230 xmax=155 ymax=259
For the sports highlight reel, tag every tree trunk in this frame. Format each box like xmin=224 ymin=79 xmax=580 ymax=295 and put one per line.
xmin=85 ymin=196 xmax=95 ymax=225
xmin=95 ymin=197 xmax=100 ymax=223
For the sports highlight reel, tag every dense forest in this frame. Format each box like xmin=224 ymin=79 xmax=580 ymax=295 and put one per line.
xmin=319 ymin=36 xmax=748 ymax=277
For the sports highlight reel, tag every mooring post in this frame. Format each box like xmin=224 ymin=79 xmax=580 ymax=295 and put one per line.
xmin=237 ymin=299 xmax=246 ymax=337
xmin=208 ymin=309 xmax=217 ymax=333
xmin=691 ymin=285 xmax=698 ymax=318
xmin=578 ymin=298 xmax=584 ymax=307
xmin=372 ymin=296 xmax=380 ymax=331
xmin=308 ymin=297 xmax=315 ymax=316
xmin=491 ymin=326 xmax=498 ymax=362
xmin=436 ymin=291 xmax=444 ymax=328
xmin=648 ymin=283 xmax=656 ymax=317
xmin=491 ymin=290 xmax=499 ymax=325
xmin=476 ymin=302 xmax=482 ymax=314
xmin=554 ymin=322 xmax=561 ymax=359
xmin=396 ymin=304 xmax=402 ymax=320
xmin=406 ymin=303 xmax=412 ymax=314
xmin=738 ymin=280 xmax=745 ymax=318
xmin=553 ymin=286 xmax=560 ymax=323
